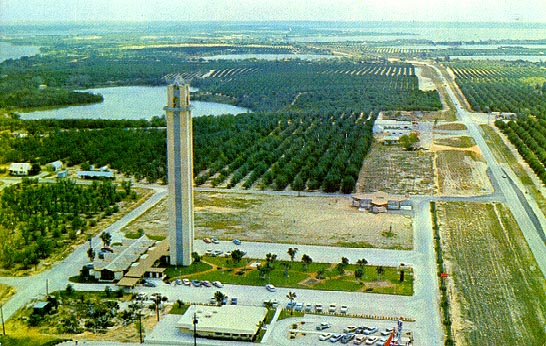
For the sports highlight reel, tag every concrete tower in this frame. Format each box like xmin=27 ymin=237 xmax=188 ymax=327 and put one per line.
xmin=164 ymin=83 xmax=194 ymax=266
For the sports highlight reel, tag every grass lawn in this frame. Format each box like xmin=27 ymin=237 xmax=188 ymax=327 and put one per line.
xmin=437 ymin=202 xmax=546 ymax=345
xmin=166 ymin=256 xmax=413 ymax=295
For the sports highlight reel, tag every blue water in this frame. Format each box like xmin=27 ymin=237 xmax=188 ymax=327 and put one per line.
xmin=19 ymin=86 xmax=251 ymax=120
xmin=0 ymin=41 xmax=41 ymax=62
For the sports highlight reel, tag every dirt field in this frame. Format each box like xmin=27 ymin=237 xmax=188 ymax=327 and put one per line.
xmin=122 ymin=191 xmax=413 ymax=250
xmin=436 ymin=202 xmax=546 ymax=345
xmin=356 ymin=142 xmax=436 ymax=195
xmin=434 ymin=149 xmax=492 ymax=196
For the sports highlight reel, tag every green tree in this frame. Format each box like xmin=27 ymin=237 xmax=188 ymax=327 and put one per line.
xmin=354 ymin=268 xmax=363 ymax=282
xmin=231 ymin=249 xmax=245 ymax=264
xmin=399 ymin=133 xmax=419 ymax=150
xmin=286 ymin=291 xmax=297 ymax=315
xmin=301 ymin=254 xmax=312 ymax=270
xmin=100 ymin=232 xmax=112 ymax=248
xmin=356 ymin=258 xmax=368 ymax=278
xmin=287 ymin=247 xmax=298 ymax=262
xmin=191 ymin=252 xmax=201 ymax=263
xmin=376 ymin=266 xmax=385 ymax=281
xmin=214 ymin=291 xmax=226 ymax=306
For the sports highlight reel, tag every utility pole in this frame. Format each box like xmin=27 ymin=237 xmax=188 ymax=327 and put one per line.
xmin=193 ymin=312 xmax=198 ymax=346
xmin=46 ymin=279 xmax=48 ymax=296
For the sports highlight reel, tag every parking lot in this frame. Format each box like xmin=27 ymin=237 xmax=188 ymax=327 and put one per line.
xmin=269 ymin=314 xmax=413 ymax=346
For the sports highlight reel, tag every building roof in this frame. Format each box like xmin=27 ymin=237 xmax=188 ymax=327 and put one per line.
xmin=77 ymin=170 xmax=114 ymax=178
xmin=94 ymin=236 xmax=155 ymax=273
xmin=352 ymin=191 xmax=409 ymax=206
xmin=9 ymin=163 xmax=31 ymax=171
xmin=117 ymin=240 xmax=169 ymax=287
xmin=176 ymin=305 xmax=267 ymax=336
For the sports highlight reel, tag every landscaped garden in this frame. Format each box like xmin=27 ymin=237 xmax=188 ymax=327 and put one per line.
xmin=166 ymin=252 xmax=413 ymax=296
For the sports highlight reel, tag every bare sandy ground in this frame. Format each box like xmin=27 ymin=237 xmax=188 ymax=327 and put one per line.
xmin=123 ymin=192 xmax=413 ymax=250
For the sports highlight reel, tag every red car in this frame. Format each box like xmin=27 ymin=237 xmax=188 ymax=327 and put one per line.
xmin=203 ymin=237 xmax=212 ymax=243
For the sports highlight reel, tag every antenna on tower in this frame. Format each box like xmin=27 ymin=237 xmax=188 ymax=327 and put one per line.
xmin=164 ymin=73 xmax=192 ymax=86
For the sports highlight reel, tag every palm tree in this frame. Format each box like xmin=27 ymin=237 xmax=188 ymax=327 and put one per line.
xmin=286 ymin=291 xmax=297 ymax=315
xmin=301 ymin=254 xmax=312 ymax=270
xmin=376 ymin=266 xmax=385 ymax=281
xmin=287 ymin=247 xmax=298 ymax=262
xmin=354 ymin=268 xmax=363 ymax=282
xmin=214 ymin=291 xmax=226 ymax=306
xmin=356 ymin=258 xmax=368 ymax=278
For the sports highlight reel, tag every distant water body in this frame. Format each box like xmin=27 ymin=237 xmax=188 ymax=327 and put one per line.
xmin=19 ymin=86 xmax=251 ymax=120
xmin=0 ymin=41 xmax=41 ymax=62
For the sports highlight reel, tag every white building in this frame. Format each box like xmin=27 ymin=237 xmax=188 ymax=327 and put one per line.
xmin=176 ymin=305 xmax=267 ymax=341
xmin=9 ymin=162 xmax=32 ymax=176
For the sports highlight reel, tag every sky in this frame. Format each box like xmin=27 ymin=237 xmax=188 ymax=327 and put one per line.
xmin=1 ymin=0 xmax=545 ymax=23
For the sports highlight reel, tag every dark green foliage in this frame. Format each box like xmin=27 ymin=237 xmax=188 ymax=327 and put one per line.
xmin=0 ymin=179 xmax=128 ymax=269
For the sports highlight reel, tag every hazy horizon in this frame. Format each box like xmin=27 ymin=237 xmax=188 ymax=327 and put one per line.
xmin=1 ymin=0 xmax=546 ymax=24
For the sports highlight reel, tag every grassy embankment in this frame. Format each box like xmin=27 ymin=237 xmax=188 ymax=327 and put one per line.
xmin=436 ymin=202 xmax=546 ymax=345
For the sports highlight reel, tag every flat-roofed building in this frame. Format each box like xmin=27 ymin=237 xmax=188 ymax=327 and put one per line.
xmin=176 ymin=305 xmax=267 ymax=342
xmin=9 ymin=162 xmax=31 ymax=176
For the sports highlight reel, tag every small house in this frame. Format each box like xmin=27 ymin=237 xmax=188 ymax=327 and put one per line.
xmin=9 ymin=163 xmax=31 ymax=176
xmin=48 ymin=160 xmax=63 ymax=172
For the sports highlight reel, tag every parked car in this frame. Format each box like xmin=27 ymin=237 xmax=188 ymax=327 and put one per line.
xmin=340 ymin=305 xmax=348 ymax=313
xmin=365 ymin=336 xmax=379 ymax=345
xmin=212 ymin=281 xmax=223 ymax=288
xmin=341 ymin=333 xmax=355 ymax=344
xmin=316 ymin=322 xmax=331 ymax=330
xmin=305 ymin=303 xmax=313 ymax=312
xmin=319 ymin=333 xmax=333 ymax=341
xmin=329 ymin=334 xmax=343 ymax=342
xmin=353 ymin=335 xmax=366 ymax=345
xmin=211 ymin=237 xmax=220 ymax=244
xmin=328 ymin=303 xmax=337 ymax=312
xmin=315 ymin=304 xmax=323 ymax=312
xmin=363 ymin=327 xmax=378 ymax=335
xmin=294 ymin=302 xmax=304 ymax=311
xmin=191 ymin=280 xmax=201 ymax=287
xmin=286 ymin=301 xmax=296 ymax=309
xmin=182 ymin=278 xmax=190 ymax=286
xmin=231 ymin=297 xmax=238 ymax=305
xmin=233 ymin=239 xmax=241 ymax=245
xmin=211 ymin=250 xmax=223 ymax=257
xmin=174 ymin=278 xmax=181 ymax=285
xmin=203 ymin=237 xmax=212 ymax=243
xmin=265 ymin=284 xmax=276 ymax=292
xmin=201 ymin=280 xmax=212 ymax=287
xmin=343 ymin=326 xmax=357 ymax=333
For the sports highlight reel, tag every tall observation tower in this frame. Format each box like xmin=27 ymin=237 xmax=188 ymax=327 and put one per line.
xmin=164 ymin=82 xmax=194 ymax=266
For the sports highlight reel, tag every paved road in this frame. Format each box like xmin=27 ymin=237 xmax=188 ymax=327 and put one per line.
xmin=430 ymin=63 xmax=546 ymax=277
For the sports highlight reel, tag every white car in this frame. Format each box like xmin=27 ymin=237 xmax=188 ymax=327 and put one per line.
xmin=353 ymin=335 xmax=366 ymax=345
xmin=318 ymin=333 xmax=332 ymax=341
xmin=340 ymin=305 xmax=348 ymax=313
xmin=182 ymin=278 xmax=190 ymax=286
xmin=328 ymin=303 xmax=336 ymax=312
xmin=365 ymin=336 xmax=379 ymax=345
xmin=315 ymin=304 xmax=323 ymax=312
xmin=212 ymin=281 xmax=223 ymax=288
xmin=265 ymin=284 xmax=276 ymax=292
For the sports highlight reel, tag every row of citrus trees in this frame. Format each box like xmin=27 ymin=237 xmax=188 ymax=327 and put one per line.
xmin=450 ymin=60 xmax=546 ymax=117
xmin=496 ymin=119 xmax=546 ymax=184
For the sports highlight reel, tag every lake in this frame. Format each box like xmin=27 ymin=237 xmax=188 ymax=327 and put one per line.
xmin=0 ymin=41 xmax=41 ymax=62
xmin=19 ymin=86 xmax=251 ymax=120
